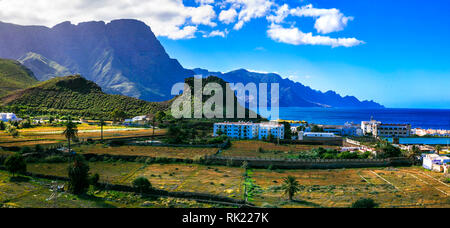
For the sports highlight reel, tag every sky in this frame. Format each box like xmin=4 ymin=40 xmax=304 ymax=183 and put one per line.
xmin=0 ymin=0 xmax=449 ymax=108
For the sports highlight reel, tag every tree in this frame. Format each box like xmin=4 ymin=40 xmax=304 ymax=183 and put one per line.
xmin=281 ymin=176 xmax=301 ymax=201
xmin=283 ymin=122 xmax=292 ymax=140
xmin=409 ymin=145 xmax=422 ymax=160
xmin=67 ymin=154 xmax=90 ymax=195
xmin=132 ymin=177 xmax=152 ymax=194
xmin=435 ymin=145 xmax=442 ymax=155
xmin=62 ymin=118 xmax=78 ymax=154
xmin=99 ymin=118 xmax=105 ymax=141
xmin=111 ymin=109 xmax=127 ymax=123
xmin=0 ymin=121 xmax=5 ymax=130
xmin=311 ymin=124 xmax=324 ymax=132
xmin=165 ymin=125 xmax=185 ymax=144
xmin=4 ymin=154 xmax=26 ymax=177
xmin=375 ymin=141 xmax=402 ymax=158
xmin=49 ymin=116 xmax=55 ymax=124
xmin=351 ymin=198 xmax=379 ymax=208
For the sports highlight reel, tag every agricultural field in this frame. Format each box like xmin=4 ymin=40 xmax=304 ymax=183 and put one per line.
xmin=0 ymin=170 xmax=222 ymax=208
xmin=221 ymin=140 xmax=339 ymax=158
xmin=24 ymin=160 xmax=450 ymax=208
xmin=27 ymin=162 xmax=245 ymax=199
xmin=250 ymin=167 xmax=450 ymax=208
xmin=0 ymin=125 xmax=166 ymax=147
xmin=75 ymin=144 xmax=218 ymax=160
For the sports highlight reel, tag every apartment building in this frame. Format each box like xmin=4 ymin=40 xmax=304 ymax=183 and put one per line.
xmin=373 ymin=123 xmax=411 ymax=137
xmin=213 ymin=122 xmax=284 ymax=140
xmin=0 ymin=113 xmax=21 ymax=122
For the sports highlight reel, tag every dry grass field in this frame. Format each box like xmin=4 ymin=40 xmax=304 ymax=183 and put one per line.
xmin=0 ymin=170 xmax=221 ymax=208
xmin=24 ymin=160 xmax=450 ymax=208
xmin=0 ymin=125 xmax=166 ymax=147
xmin=221 ymin=140 xmax=339 ymax=158
xmin=251 ymin=167 xmax=450 ymax=208
xmin=76 ymin=144 xmax=218 ymax=160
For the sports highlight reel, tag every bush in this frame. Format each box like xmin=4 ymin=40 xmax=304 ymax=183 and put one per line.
xmin=34 ymin=144 xmax=44 ymax=153
xmin=132 ymin=177 xmax=152 ymax=194
xmin=351 ymin=198 xmax=379 ymax=208
xmin=19 ymin=146 xmax=32 ymax=154
xmin=44 ymin=155 xmax=67 ymax=163
xmin=67 ymin=155 xmax=90 ymax=195
xmin=4 ymin=154 xmax=27 ymax=176
xmin=89 ymin=173 xmax=100 ymax=186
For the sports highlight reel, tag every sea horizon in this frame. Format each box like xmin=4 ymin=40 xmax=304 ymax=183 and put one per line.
xmin=256 ymin=107 xmax=450 ymax=130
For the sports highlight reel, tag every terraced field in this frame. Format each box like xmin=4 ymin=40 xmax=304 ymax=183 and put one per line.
xmin=0 ymin=170 xmax=221 ymax=208
xmin=221 ymin=140 xmax=339 ymax=158
xmin=76 ymin=144 xmax=218 ymax=160
xmin=0 ymin=125 xmax=166 ymax=147
xmin=252 ymin=167 xmax=450 ymax=208
xmin=24 ymin=161 xmax=450 ymax=208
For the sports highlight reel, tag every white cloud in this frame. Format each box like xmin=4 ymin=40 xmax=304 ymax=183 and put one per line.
xmin=225 ymin=0 xmax=274 ymax=30
xmin=266 ymin=4 xmax=289 ymax=23
xmin=289 ymin=4 xmax=354 ymax=34
xmin=195 ymin=0 xmax=214 ymax=5
xmin=203 ymin=29 xmax=228 ymax=38
xmin=0 ymin=0 xmax=216 ymax=39
xmin=267 ymin=24 xmax=363 ymax=48
xmin=0 ymin=0 xmax=363 ymax=46
xmin=219 ymin=8 xmax=238 ymax=24
xmin=188 ymin=4 xmax=217 ymax=27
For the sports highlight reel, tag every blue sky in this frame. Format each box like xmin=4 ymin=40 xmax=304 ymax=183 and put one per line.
xmin=1 ymin=0 xmax=449 ymax=108
xmin=158 ymin=0 xmax=450 ymax=109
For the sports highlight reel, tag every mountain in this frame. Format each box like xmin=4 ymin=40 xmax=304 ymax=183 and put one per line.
xmin=0 ymin=58 xmax=38 ymax=97
xmin=0 ymin=20 xmax=194 ymax=101
xmin=18 ymin=52 xmax=73 ymax=81
xmin=193 ymin=68 xmax=384 ymax=108
xmin=179 ymin=76 xmax=262 ymax=120
xmin=0 ymin=75 xmax=169 ymax=118
xmin=0 ymin=19 xmax=383 ymax=108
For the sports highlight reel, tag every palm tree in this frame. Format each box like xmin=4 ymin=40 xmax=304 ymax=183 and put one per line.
xmin=281 ymin=176 xmax=301 ymax=201
xmin=435 ymin=145 xmax=442 ymax=155
xmin=63 ymin=118 xmax=78 ymax=154
xmin=99 ymin=118 xmax=105 ymax=141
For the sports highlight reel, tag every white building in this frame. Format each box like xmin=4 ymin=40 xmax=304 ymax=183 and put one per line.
xmin=0 ymin=113 xmax=21 ymax=122
xmin=361 ymin=118 xmax=411 ymax=138
xmin=361 ymin=119 xmax=382 ymax=135
xmin=298 ymin=132 xmax=337 ymax=140
xmin=423 ymin=154 xmax=450 ymax=173
xmin=213 ymin=122 xmax=284 ymax=140
xmin=124 ymin=115 xmax=149 ymax=125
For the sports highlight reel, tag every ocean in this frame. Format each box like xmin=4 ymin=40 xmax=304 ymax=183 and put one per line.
xmin=258 ymin=107 xmax=450 ymax=130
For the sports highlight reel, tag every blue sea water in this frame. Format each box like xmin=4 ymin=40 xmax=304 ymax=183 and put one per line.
xmin=258 ymin=107 xmax=450 ymax=130
xmin=386 ymin=137 xmax=450 ymax=145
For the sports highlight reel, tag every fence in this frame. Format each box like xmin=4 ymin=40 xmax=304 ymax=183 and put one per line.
xmin=204 ymin=155 xmax=412 ymax=169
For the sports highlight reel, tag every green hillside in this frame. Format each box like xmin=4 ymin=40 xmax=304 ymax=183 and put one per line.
xmin=1 ymin=75 xmax=169 ymax=118
xmin=0 ymin=58 xmax=38 ymax=97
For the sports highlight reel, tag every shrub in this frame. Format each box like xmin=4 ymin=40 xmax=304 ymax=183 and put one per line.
xmin=67 ymin=155 xmax=90 ymax=195
xmin=44 ymin=155 xmax=67 ymax=163
xmin=19 ymin=146 xmax=32 ymax=154
xmin=132 ymin=177 xmax=152 ymax=194
xmin=5 ymin=154 xmax=27 ymax=176
xmin=351 ymin=198 xmax=379 ymax=208
xmin=34 ymin=144 xmax=44 ymax=153
xmin=89 ymin=173 xmax=100 ymax=186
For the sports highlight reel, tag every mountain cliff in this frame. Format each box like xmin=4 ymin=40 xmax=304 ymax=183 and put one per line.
xmin=0 ymin=19 xmax=383 ymax=108
xmin=0 ymin=20 xmax=194 ymax=101
xmin=193 ymin=68 xmax=384 ymax=108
